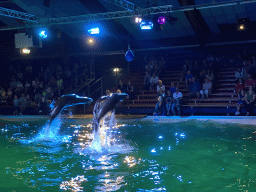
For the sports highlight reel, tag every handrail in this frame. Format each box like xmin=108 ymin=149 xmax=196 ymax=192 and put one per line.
xmin=90 ymin=87 xmax=102 ymax=97
xmin=90 ymin=76 xmax=103 ymax=88
xmin=75 ymin=78 xmax=95 ymax=94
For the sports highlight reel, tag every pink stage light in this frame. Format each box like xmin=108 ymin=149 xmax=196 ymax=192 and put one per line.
xmin=157 ymin=17 xmax=166 ymax=25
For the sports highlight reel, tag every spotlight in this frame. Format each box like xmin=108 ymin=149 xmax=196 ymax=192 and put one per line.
xmin=88 ymin=38 xmax=94 ymax=44
xmin=157 ymin=16 xmax=166 ymax=25
xmin=113 ymin=68 xmax=119 ymax=72
xmin=140 ymin=20 xmax=153 ymax=30
xmin=135 ymin=17 xmax=142 ymax=23
xmin=21 ymin=48 xmax=30 ymax=54
xmin=39 ymin=30 xmax=47 ymax=38
xmin=239 ymin=24 xmax=245 ymax=30
xmin=88 ymin=27 xmax=99 ymax=34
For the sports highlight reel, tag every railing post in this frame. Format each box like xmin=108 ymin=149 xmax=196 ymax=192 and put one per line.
xmin=227 ymin=106 xmax=229 ymax=116
xmin=101 ymin=79 xmax=103 ymax=96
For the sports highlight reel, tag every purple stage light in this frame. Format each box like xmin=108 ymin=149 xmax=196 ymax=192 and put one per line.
xmin=158 ymin=16 xmax=166 ymax=25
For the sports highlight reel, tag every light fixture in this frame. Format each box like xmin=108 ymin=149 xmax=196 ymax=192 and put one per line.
xmin=88 ymin=38 xmax=94 ymax=44
xmin=21 ymin=48 xmax=30 ymax=54
xmin=135 ymin=17 xmax=142 ymax=23
xmin=157 ymin=16 xmax=166 ymax=25
xmin=239 ymin=24 xmax=245 ymax=30
xmin=88 ymin=27 xmax=100 ymax=34
xmin=39 ymin=30 xmax=48 ymax=38
xmin=113 ymin=68 xmax=119 ymax=72
xmin=140 ymin=20 xmax=153 ymax=30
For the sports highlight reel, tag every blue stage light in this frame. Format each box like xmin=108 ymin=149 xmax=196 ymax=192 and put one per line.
xmin=88 ymin=27 xmax=100 ymax=34
xmin=140 ymin=21 xmax=153 ymax=30
xmin=39 ymin=30 xmax=47 ymax=38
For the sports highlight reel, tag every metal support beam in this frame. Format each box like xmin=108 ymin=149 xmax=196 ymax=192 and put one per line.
xmin=0 ymin=6 xmax=37 ymax=22
xmin=1 ymin=0 xmax=256 ymax=30
xmin=101 ymin=0 xmax=135 ymax=11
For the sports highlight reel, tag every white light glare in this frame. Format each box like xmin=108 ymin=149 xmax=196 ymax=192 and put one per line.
xmin=135 ymin=17 xmax=142 ymax=23
xmin=39 ymin=30 xmax=47 ymax=38
xmin=22 ymin=48 xmax=30 ymax=54
xmin=88 ymin=27 xmax=100 ymax=34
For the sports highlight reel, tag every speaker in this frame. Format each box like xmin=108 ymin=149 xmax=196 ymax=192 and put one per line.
xmin=44 ymin=0 xmax=50 ymax=7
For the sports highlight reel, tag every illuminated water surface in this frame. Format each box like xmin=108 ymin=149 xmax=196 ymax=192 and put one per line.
xmin=1 ymin=118 xmax=256 ymax=191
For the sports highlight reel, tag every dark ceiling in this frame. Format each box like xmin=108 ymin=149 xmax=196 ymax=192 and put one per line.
xmin=0 ymin=0 xmax=256 ymax=58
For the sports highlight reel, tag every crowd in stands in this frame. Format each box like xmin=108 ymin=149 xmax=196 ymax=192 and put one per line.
xmin=139 ymin=52 xmax=256 ymax=116
xmin=0 ymin=60 xmax=89 ymax=115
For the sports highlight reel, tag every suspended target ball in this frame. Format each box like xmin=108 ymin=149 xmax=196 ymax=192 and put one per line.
xmin=125 ymin=49 xmax=134 ymax=62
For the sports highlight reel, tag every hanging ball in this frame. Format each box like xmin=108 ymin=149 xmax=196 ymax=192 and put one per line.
xmin=125 ymin=49 xmax=134 ymax=62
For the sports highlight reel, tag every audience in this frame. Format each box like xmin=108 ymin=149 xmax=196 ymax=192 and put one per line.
xmin=235 ymin=68 xmax=243 ymax=80
xmin=245 ymin=86 xmax=256 ymax=116
xmin=127 ymin=81 xmax=134 ymax=99
xmin=185 ymin=70 xmax=193 ymax=89
xmin=154 ymin=95 xmax=164 ymax=116
xmin=150 ymin=74 xmax=159 ymax=90
xmin=188 ymin=77 xmax=201 ymax=99
xmin=144 ymin=72 xmax=151 ymax=91
xmin=172 ymin=87 xmax=182 ymax=116
xmin=235 ymin=90 xmax=245 ymax=115
xmin=245 ymin=74 xmax=255 ymax=88
xmin=235 ymin=78 xmax=244 ymax=94
xmin=166 ymin=90 xmax=173 ymax=116
xmin=200 ymin=79 xmax=212 ymax=99
xmin=157 ymin=80 xmax=165 ymax=97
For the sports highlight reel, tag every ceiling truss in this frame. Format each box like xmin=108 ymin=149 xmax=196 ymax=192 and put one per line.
xmin=0 ymin=0 xmax=256 ymax=31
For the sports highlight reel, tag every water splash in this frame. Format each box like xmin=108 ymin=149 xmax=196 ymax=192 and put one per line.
xmin=33 ymin=115 xmax=63 ymax=141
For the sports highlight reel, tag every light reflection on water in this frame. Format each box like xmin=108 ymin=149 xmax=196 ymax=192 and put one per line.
xmin=1 ymin=119 xmax=256 ymax=191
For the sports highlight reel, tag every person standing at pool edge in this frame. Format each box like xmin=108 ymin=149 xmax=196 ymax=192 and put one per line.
xmin=172 ymin=87 xmax=183 ymax=116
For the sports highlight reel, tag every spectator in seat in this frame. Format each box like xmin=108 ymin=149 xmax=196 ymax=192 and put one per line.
xmin=169 ymin=82 xmax=176 ymax=95
xmin=166 ymin=90 xmax=173 ymax=116
xmin=245 ymin=74 xmax=255 ymax=88
xmin=19 ymin=94 xmax=26 ymax=115
xmin=185 ymin=70 xmax=193 ymax=89
xmin=235 ymin=78 xmax=244 ymax=94
xmin=235 ymin=90 xmax=245 ymax=115
xmin=117 ymin=80 xmax=127 ymax=93
xmin=235 ymin=68 xmax=243 ymax=80
xmin=126 ymin=81 xmax=134 ymax=99
xmin=150 ymin=74 xmax=159 ymax=90
xmin=245 ymin=86 xmax=256 ymax=116
xmin=188 ymin=77 xmax=201 ymax=99
xmin=172 ymin=87 xmax=183 ymax=116
xmin=153 ymin=95 xmax=164 ymax=116
xmin=157 ymin=80 xmax=165 ymax=97
xmin=205 ymin=69 xmax=214 ymax=82
xmin=13 ymin=95 xmax=19 ymax=115
xmin=57 ymin=76 xmax=64 ymax=96
xmin=198 ymin=70 xmax=205 ymax=87
xmin=200 ymin=78 xmax=212 ymax=99
xmin=144 ymin=72 xmax=151 ymax=91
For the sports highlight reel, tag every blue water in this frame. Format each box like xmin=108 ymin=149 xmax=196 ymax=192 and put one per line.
xmin=0 ymin=118 xmax=256 ymax=191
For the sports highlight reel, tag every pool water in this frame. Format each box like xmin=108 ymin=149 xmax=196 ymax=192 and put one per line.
xmin=0 ymin=118 xmax=256 ymax=191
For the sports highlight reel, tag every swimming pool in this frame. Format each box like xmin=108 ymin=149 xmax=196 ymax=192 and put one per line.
xmin=0 ymin=116 xmax=256 ymax=191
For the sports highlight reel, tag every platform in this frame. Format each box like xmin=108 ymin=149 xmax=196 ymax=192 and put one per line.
xmin=143 ymin=116 xmax=256 ymax=125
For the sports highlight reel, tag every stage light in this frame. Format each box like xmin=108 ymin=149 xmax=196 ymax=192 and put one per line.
xmin=157 ymin=16 xmax=166 ymax=25
xmin=39 ymin=30 xmax=47 ymax=38
xmin=135 ymin=17 xmax=142 ymax=23
xmin=21 ymin=48 xmax=30 ymax=54
xmin=88 ymin=38 xmax=94 ymax=45
xmin=140 ymin=20 xmax=153 ymax=30
xmin=239 ymin=24 xmax=245 ymax=30
xmin=113 ymin=68 xmax=119 ymax=72
xmin=88 ymin=27 xmax=99 ymax=34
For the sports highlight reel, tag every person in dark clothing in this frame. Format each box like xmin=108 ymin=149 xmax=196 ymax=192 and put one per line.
xmin=117 ymin=80 xmax=127 ymax=93
xmin=188 ymin=77 xmax=201 ymax=99
xmin=154 ymin=95 xmax=165 ymax=116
